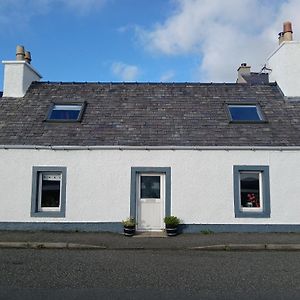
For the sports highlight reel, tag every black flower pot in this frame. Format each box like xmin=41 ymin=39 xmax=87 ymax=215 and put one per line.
xmin=166 ymin=225 xmax=178 ymax=236
xmin=123 ymin=225 xmax=135 ymax=237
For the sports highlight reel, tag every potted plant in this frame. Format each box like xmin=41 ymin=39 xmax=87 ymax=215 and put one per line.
xmin=164 ymin=215 xmax=180 ymax=236
xmin=122 ymin=217 xmax=136 ymax=237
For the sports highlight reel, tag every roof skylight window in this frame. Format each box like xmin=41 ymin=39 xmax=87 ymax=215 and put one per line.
xmin=47 ymin=103 xmax=85 ymax=122
xmin=227 ymin=104 xmax=265 ymax=122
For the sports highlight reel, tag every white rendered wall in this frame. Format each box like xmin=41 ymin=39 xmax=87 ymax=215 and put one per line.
xmin=2 ymin=61 xmax=41 ymax=97
xmin=0 ymin=148 xmax=300 ymax=225
xmin=266 ymin=41 xmax=300 ymax=97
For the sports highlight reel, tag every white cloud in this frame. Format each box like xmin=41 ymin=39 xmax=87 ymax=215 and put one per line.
xmin=111 ymin=62 xmax=140 ymax=81
xmin=139 ymin=0 xmax=300 ymax=82
xmin=0 ymin=0 xmax=51 ymax=31
xmin=0 ymin=0 xmax=107 ymax=33
xmin=160 ymin=70 xmax=175 ymax=82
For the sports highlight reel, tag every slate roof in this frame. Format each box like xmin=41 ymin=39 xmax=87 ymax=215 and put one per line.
xmin=0 ymin=81 xmax=300 ymax=147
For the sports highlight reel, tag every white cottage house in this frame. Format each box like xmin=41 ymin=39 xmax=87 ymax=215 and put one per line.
xmin=1 ymin=22 xmax=300 ymax=233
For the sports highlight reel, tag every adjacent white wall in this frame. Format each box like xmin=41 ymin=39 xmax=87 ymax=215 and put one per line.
xmin=1 ymin=148 xmax=300 ymax=225
xmin=266 ymin=41 xmax=300 ymax=97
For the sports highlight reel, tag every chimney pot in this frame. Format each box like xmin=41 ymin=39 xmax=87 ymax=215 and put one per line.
xmin=279 ymin=21 xmax=293 ymax=44
xmin=16 ymin=45 xmax=25 ymax=61
xmin=24 ymin=51 xmax=31 ymax=64
xmin=283 ymin=21 xmax=293 ymax=33
xmin=278 ymin=32 xmax=284 ymax=45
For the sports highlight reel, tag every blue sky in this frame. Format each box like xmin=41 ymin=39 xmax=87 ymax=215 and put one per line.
xmin=1 ymin=0 xmax=299 ymax=89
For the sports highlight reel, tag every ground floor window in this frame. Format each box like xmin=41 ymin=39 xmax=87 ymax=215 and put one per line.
xmin=233 ymin=165 xmax=270 ymax=218
xmin=31 ymin=166 xmax=67 ymax=217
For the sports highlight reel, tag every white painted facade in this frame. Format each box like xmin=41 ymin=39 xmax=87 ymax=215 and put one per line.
xmin=1 ymin=148 xmax=300 ymax=226
xmin=2 ymin=61 xmax=42 ymax=97
xmin=266 ymin=41 xmax=300 ymax=97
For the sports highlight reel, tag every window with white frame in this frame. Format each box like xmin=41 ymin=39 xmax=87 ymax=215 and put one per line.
xmin=38 ymin=172 xmax=62 ymax=211
xmin=31 ymin=167 xmax=66 ymax=217
xmin=233 ymin=166 xmax=270 ymax=218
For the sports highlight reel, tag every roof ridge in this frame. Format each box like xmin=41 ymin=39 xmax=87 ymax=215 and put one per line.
xmin=34 ymin=81 xmax=277 ymax=86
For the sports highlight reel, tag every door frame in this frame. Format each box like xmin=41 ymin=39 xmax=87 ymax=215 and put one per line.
xmin=130 ymin=167 xmax=171 ymax=229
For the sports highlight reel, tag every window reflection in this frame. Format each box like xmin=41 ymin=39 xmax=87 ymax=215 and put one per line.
xmin=228 ymin=105 xmax=263 ymax=121
xmin=240 ymin=172 xmax=260 ymax=208
xmin=141 ymin=176 xmax=160 ymax=198
xmin=48 ymin=105 xmax=82 ymax=120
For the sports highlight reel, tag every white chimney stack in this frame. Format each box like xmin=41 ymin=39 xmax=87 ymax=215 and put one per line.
xmin=266 ymin=21 xmax=300 ymax=97
xmin=2 ymin=45 xmax=42 ymax=98
xmin=237 ymin=63 xmax=251 ymax=83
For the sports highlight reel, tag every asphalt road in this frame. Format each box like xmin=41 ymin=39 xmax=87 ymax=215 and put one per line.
xmin=0 ymin=249 xmax=300 ymax=299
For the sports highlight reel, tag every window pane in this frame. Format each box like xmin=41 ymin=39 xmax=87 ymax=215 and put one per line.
xmin=229 ymin=105 xmax=262 ymax=121
xmin=48 ymin=105 xmax=82 ymax=120
xmin=240 ymin=172 xmax=260 ymax=208
xmin=141 ymin=176 xmax=160 ymax=198
xmin=41 ymin=180 xmax=60 ymax=207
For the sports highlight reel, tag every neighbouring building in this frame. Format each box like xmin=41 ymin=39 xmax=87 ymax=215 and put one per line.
xmin=1 ymin=22 xmax=300 ymax=233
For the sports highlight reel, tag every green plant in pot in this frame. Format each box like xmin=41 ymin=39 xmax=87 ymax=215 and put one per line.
xmin=122 ymin=217 xmax=136 ymax=237
xmin=164 ymin=215 xmax=180 ymax=236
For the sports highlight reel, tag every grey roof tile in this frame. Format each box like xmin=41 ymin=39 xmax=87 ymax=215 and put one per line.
xmin=0 ymin=81 xmax=299 ymax=147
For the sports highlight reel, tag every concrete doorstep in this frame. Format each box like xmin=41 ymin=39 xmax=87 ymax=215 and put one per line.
xmin=133 ymin=231 xmax=167 ymax=238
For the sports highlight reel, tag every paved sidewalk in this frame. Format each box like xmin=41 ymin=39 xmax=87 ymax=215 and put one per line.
xmin=0 ymin=230 xmax=300 ymax=250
